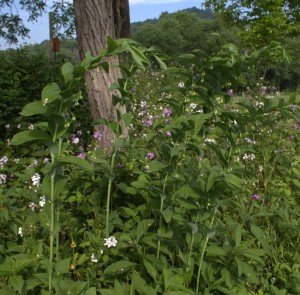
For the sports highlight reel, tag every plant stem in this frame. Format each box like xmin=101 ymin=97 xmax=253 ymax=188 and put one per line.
xmin=106 ymin=150 xmax=116 ymax=237
xmin=196 ymin=207 xmax=217 ymax=294
xmin=49 ymin=172 xmax=55 ymax=294
xmin=156 ymin=172 xmax=169 ymax=259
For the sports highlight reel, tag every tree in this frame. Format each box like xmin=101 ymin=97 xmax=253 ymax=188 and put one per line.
xmin=204 ymin=0 xmax=297 ymax=80
xmin=0 ymin=0 xmax=130 ymax=152
xmin=204 ymin=0 xmax=300 ymax=48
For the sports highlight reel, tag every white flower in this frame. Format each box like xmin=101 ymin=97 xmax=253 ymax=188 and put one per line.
xmin=204 ymin=138 xmax=216 ymax=143
xmin=91 ymin=253 xmax=98 ymax=263
xmin=28 ymin=124 xmax=35 ymax=130
xmin=178 ymin=82 xmax=185 ymax=88
xmin=104 ymin=236 xmax=117 ymax=248
xmin=0 ymin=174 xmax=7 ymax=184
xmin=29 ymin=202 xmax=35 ymax=211
xmin=5 ymin=124 xmax=10 ymax=129
xmin=39 ymin=196 xmax=46 ymax=207
xmin=31 ymin=173 xmax=41 ymax=187
xmin=18 ymin=227 xmax=23 ymax=237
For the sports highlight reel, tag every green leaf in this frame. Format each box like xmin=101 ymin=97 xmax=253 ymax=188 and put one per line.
xmin=104 ymin=260 xmax=137 ymax=276
xmin=41 ymin=82 xmax=61 ymax=104
xmin=0 ymin=287 xmax=15 ymax=295
xmin=58 ymin=156 xmax=93 ymax=173
xmin=55 ymin=258 xmax=71 ymax=275
xmin=106 ymin=36 xmax=118 ymax=54
xmin=137 ymin=219 xmax=154 ymax=241
xmin=206 ymin=246 xmax=226 ymax=256
xmin=9 ymin=275 xmax=24 ymax=294
xmin=61 ymin=62 xmax=74 ymax=83
xmin=153 ymin=54 xmax=167 ymax=70
xmin=148 ymin=160 xmax=169 ymax=172
xmin=176 ymin=198 xmax=199 ymax=209
xmin=225 ymin=173 xmax=242 ymax=188
xmin=21 ymin=101 xmax=48 ymax=116
xmin=143 ymin=259 xmax=158 ymax=282
xmin=118 ymin=206 xmax=137 ymax=218
xmin=132 ymin=271 xmax=157 ymax=295
xmin=85 ymin=287 xmax=97 ymax=295
xmin=122 ymin=112 xmax=133 ymax=127
xmin=162 ymin=207 xmax=173 ymax=223
xmin=129 ymin=46 xmax=149 ymax=69
xmin=206 ymin=171 xmax=219 ymax=192
xmin=10 ymin=130 xmax=51 ymax=145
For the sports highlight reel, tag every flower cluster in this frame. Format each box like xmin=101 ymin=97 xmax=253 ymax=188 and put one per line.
xmin=104 ymin=236 xmax=117 ymax=248
xmin=0 ymin=174 xmax=7 ymax=184
xmin=0 ymin=156 xmax=8 ymax=169
xmin=242 ymin=153 xmax=255 ymax=161
xmin=31 ymin=173 xmax=41 ymax=187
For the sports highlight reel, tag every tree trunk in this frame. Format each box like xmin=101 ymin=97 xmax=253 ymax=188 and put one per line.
xmin=113 ymin=0 xmax=131 ymax=39
xmin=73 ymin=0 xmax=130 ymax=154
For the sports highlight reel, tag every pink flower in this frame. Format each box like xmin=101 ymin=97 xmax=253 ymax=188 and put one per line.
xmin=166 ymin=130 xmax=172 ymax=137
xmin=147 ymin=152 xmax=155 ymax=160
xmin=77 ymin=153 xmax=86 ymax=159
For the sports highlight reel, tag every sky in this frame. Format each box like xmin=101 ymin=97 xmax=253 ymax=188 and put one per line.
xmin=0 ymin=0 xmax=204 ymax=49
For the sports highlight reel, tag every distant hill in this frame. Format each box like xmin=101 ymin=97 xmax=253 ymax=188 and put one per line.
xmin=131 ymin=7 xmax=213 ymax=34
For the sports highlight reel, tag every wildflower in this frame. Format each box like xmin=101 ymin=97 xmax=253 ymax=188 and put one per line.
xmin=71 ymin=134 xmax=80 ymax=144
xmin=166 ymin=130 xmax=172 ymax=137
xmin=251 ymin=194 xmax=260 ymax=200
xmin=29 ymin=202 xmax=35 ymax=211
xmin=18 ymin=227 xmax=23 ymax=237
xmin=0 ymin=174 xmax=7 ymax=184
xmin=162 ymin=108 xmax=172 ymax=117
xmin=5 ymin=124 xmax=10 ymax=129
xmin=242 ymin=153 xmax=255 ymax=161
xmin=178 ymin=82 xmax=185 ymax=88
xmin=78 ymin=146 xmax=84 ymax=152
xmin=0 ymin=156 xmax=8 ymax=168
xmin=204 ymin=138 xmax=216 ymax=143
xmin=17 ymin=124 xmax=21 ymax=129
xmin=28 ymin=124 xmax=35 ymax=130
xmin=43 ymin=158 xmax=49 ymax=164
xmin=143 ymin=119 xmax=153 ymax=127
xmin=39 ymin=196 xmax=46 ymax=207
xmin=91 ymin=253 xmax=98 ymax=263
xmin=77 ymin=153 xmax=86 ymax=159
xmin=147 ymin=152 xmax=155 ymax=160
xmin=31 ymin=173 xmax=41 ymax=187
xmin=227 ymin=89 xmax=234 ymax=96
xmin=104 ymin=236 xmax=118 ymax=248
xmin=33 ymin=159 xmax=38 ymax=166
xmin=189 ymin=103 xmax=197 ymax=110
xmin=70 ymin=241 xmax=77 ymax=248
xmin=13 ymin=158 xmax=19 ymax=164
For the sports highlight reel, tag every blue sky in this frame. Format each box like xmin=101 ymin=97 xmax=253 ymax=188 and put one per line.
xmin=1 ymin=0 xmax=204 ymax=49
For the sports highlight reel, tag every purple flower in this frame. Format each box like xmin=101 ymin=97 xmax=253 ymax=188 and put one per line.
xmin=71 ymin=134 xmax=80 ymax=144
xmin=162 ymin=108 xmax=172 ymax=117
xmin=166 ymin=130 xmax=172 ymax=137
xmin=77 ymin=153 xmax=86 ymax=159
xmin=143 ymin=119 xmax=153 ymax=127
xmin=251 ymin=194 xmax=260 ymax=200
xmin=227 ymin=89 xmax=234 ymax=97
xmin=147 ymin=152 xmax=155 ymax=160
xmin=78 ymin=146 xmax=84 ymax=152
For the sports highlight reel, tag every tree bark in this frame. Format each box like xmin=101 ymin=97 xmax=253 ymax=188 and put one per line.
xmin=73 ymin=0 xmax=130 ymax=153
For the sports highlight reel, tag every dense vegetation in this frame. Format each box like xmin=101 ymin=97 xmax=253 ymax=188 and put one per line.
xmin=0 ymin=6 xmax=300 ymax=295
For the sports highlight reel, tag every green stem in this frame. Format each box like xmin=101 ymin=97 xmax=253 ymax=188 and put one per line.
xmin=106 ymin=151 xmax=116 ymax=237
xmin=156 ymin=172 xmax=169 ymax=259
xmin=196 ymin=207 xmax=217 ymax=294
xmin=49 ymin=172 xmax=55 ymax=294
